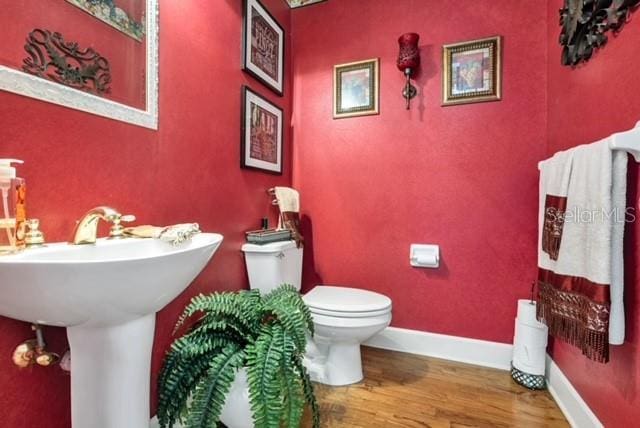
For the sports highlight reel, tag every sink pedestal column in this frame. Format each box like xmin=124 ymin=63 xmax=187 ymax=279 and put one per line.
xmin=67 ymin=314 xmax=156 ymax=428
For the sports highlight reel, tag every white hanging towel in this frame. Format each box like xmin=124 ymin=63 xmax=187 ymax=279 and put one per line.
xmin=537 ymin=139 xmax=627 ymax=363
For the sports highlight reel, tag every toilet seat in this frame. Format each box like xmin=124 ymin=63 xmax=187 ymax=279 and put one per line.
xmin=309 ymin=306 xmax=391 ymax=318
xmin=304 ymin=286 xmax=392 ymax=316
xmin=310 ymin=311 xmax=392 ymax=328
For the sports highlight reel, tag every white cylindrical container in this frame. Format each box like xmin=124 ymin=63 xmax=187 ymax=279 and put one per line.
xmin=511 ymin=299 xmax=548 ymax=389
xmin=219 ymin=368 xmax=254 ymax=428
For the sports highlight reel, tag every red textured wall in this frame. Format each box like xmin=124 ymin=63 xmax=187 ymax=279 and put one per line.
xmin=0 ymin=0 xmax=291 ymax=426
xmin=291 ymin=0 xmax=548 ymax=343
xmin=2 ymin=0 xmax=637 ymax=425
xmin=546 ymin=1 xmax=640 ymax=425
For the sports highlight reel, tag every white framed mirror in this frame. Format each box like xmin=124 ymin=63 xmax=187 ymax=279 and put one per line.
xmin=0 ymin=0 xmax=158 ymax=130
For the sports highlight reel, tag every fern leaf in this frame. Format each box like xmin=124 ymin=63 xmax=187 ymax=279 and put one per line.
xmin=247 ymin=324 xmax=285 ymax=428
xmin=186 ymin=344 xmax=246 ymax=428
xmin=158 ymin=347 xmax=215 ymax=428
xmin=264 ymin=284 xmax=314 ymax=337
xmin=294 ymin=358 xmax=320 ymax=428
xmin=279 ymin=330 xmax=304 ymax=427
xmin=184 ymin=317 xmax=251 ymax=348
xmin=264 ymin=299 xmax=308 ymax=353
xmin=173 ymin=330 xmax=240 ymax=357
xmin=158 ymin=332 xmax=242 ymax=428
xmin=262 ymin=283 xmax=297 ymax=303
xmin=175 ymin=290 xmax=263 ymax=335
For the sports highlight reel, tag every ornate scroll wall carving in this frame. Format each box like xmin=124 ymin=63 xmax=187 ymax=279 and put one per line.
xmin=22 ymin=29 xmax=111 ymax=95
xmin=559 ymin=0 xmax=640 ymax=66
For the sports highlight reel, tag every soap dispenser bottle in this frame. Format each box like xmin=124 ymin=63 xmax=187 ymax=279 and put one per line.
xmin=0 ymin=159 xmax=26 ymax=254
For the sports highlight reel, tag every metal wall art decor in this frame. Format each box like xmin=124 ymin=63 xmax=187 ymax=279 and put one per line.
xmin=243 ymin=0 xmax=285 ymax=96
xmin=66 ymin=0 xmax=145 ymax=42
xmin=22 ymin=29 xmax=111 ymax=95
xmin=285 ymin=0 xmax=328 ymax=8
xmin=559 ymin=0 xmax=640 ymax=66
xmin=0 ymin=0 xmax=158 ymax=129
xmin=442 ymin=36 xmax=502 ymax=106
xmin=333 ymin=58 xmax=380 ymax=119
xmin=241 ymin=86 xmax=284 ymax=174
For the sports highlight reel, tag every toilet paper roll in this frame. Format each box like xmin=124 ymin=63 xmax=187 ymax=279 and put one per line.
xmin=512 ymin=300 xmax=548 ymax=376
xmin=514 ymin=321 xmax=548 ymax=348
xmin=512 ymin=343 xmax=546 ymax=376
xmin=517 ymin=300 xmax=546 ymax=328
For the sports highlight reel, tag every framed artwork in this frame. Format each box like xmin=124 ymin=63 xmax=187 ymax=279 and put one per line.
xmin=286 ymin=0 xmax=328 ymax=8
xmin=333 ymin=58 xmax=379 ymax=119
xmin=0 ymin=0 xmax=158 ymax=129
xmin=241 ymin=86 xmax=283 ymax=174
xmin=442 ymin=36 xmax=502 ymax=106
xmin=65 ymin=0 xmax=145 ymax=42
xmin=243 ymin=0 xmax=285 ymax=96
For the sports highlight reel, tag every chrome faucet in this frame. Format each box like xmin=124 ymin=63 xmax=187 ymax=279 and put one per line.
xmin=71 ymin=206 xmax=135 ymax=245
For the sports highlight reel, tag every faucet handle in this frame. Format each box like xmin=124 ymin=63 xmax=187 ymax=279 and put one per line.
xmin=109 ymin=214 xmax=136 ymax=239
xmin=25 ymin=219 xmax=45 ymax=248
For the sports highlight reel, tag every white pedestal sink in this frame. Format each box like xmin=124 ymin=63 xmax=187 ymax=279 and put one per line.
xmin=0 ymin=233 xmax=223 ymax=428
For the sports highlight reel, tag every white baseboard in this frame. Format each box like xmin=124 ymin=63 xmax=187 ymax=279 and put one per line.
xmin=365 ymin=326 xmax=603 ymax=428
xmin=364 ymin=326 xmax=513 ymax=370
xmin=545 ymin=355 xmax=603 ymax=428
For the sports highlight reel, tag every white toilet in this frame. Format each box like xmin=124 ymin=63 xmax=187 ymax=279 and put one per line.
xmin=242 ymin=240 xmax=392 ymax=386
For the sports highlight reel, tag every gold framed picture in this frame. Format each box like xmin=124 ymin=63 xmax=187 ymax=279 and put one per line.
xmin=442 ymin=36 xmax=502 ymax=106
xmin=333 ymin=58 xmax=379 ymax=119
xmin=65 ymin=0 xmax=145 ymax=42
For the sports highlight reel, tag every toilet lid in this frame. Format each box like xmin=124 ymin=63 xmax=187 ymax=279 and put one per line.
xmin=303 ymin=286 xmax=392 ymax=315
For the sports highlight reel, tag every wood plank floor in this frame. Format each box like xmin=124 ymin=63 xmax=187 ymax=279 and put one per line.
xmin=302 ymin=347 xmax=568 ymax=428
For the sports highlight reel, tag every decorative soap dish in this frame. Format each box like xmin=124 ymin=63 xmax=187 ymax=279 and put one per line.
xmin=246 ymin=229 xmax=292 ymax=245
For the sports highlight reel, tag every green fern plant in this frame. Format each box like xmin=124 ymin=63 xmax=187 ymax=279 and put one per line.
xmin=157 ymin=284 xmax=320 ymax=428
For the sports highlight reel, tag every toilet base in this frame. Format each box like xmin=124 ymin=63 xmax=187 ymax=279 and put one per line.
xmin=305 ymin=339 xmax=364 ymax=386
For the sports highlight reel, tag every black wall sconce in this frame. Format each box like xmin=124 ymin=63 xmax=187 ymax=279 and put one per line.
xmin=397 ymin=33 xmax=420 ymax=110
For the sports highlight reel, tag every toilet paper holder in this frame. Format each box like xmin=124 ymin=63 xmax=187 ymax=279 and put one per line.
xmin=409 ymin=244 xmax=440 ymax=268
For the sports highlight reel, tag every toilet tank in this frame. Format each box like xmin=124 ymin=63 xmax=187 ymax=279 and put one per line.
xmin=241 ymin=240 xmax=303 ymax=293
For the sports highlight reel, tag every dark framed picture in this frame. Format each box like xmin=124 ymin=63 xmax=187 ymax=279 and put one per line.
xmin=442 ymin=36 xmax=502 ymax=106
xmin=286 ymin=0 xmax=328 ymax=8
xmin=241 ymin=86 xmax=283 ymax=174
xmin=243 ymin=0 xmax=285 ymax=96
xmin=333 ymin=58 xmax=379 ymax=119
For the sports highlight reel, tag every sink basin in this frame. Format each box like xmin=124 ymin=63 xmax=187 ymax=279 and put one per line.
xmin=0 ymin=233 xmax=223 ymax=327
xmin=0 ymin=233 xmax=223 ymax=428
